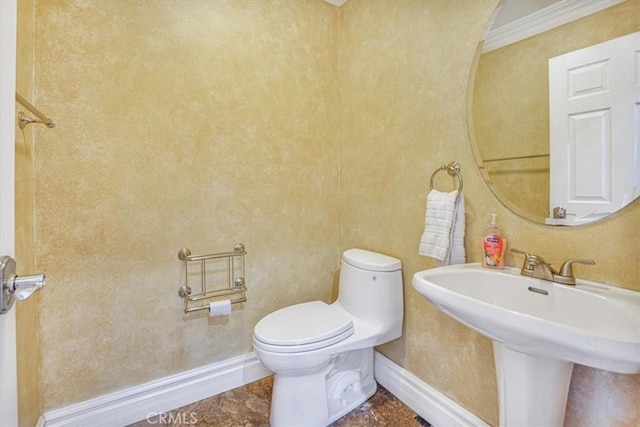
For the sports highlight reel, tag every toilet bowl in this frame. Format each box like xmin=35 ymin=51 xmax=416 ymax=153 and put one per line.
xmin=253 ymin=249 xmax=403 ymax=427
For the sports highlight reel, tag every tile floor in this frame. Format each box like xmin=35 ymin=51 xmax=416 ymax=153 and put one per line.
xmin=131 ymin=376 xmax=431 ymax=426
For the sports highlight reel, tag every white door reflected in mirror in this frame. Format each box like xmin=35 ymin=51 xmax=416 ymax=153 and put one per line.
xmin=548 ymin=31 xmax=640 ymax=225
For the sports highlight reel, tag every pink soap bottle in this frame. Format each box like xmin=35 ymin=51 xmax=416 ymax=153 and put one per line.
xmin=481 ymin=213 xmax=507 ymax=269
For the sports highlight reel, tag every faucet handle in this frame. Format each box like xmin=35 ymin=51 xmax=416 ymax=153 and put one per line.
xmin=556 ymin=259 xmax=595 ymax=285
xmin=511 ymin=249 xmax=535 ymax=273
xmin=511 ymin=248 xmax=530 ymax=258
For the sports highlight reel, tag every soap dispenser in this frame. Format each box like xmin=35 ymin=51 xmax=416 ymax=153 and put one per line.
xmin=481 ymin=213 xmax=507 ymax=269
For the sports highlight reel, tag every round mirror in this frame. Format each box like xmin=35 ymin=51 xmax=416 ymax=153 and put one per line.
xmin=468 ymin=0 xmax=640 ymax=226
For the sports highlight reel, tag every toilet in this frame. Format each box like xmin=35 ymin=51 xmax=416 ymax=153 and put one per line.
xmin=253 ymin=248 xmax=403 ymax=427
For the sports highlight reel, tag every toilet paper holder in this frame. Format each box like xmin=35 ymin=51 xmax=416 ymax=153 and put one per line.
xmin=177 ymin=243 xmax=247 ymax=314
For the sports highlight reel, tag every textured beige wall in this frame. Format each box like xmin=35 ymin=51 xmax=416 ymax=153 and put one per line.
xmin=29 ymin=0 xmax=640 ymax=424
xmin=340 ymin=0 xmax=639 ymax=426
xmin=473 ymin=0 xmax=640 ymax=222
xmin=340 ymin=0 xmax=500 ymax=423
xmin=15 ymin=0 xmax=42 ymax=425
xmin=34 ymin=0 xmax=340 ymax=409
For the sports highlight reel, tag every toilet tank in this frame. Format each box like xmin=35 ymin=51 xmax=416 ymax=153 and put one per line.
xmin=337 ymin=249 xmax=403 ymax=342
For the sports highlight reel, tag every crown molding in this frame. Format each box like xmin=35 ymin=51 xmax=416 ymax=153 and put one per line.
xmin=482 ymin=0 xmax=625 ymax=53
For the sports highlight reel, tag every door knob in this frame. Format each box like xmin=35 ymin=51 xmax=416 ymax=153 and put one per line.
xmin=10 ymin=274 xmax=46 ymax=301
xmin=0 ymin=255 xmax=46 ymax=314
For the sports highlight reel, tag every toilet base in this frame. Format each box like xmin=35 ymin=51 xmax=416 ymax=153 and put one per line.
xmin=269 ymin=348 xmax=376 ymax=427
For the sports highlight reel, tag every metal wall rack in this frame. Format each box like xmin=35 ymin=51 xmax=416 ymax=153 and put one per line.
xmin=177 ymin=243 xmax=247 ymax=314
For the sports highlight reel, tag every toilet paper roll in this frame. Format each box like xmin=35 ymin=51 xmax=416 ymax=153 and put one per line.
xmin=209 ymin=299 xmax=232 ymax=317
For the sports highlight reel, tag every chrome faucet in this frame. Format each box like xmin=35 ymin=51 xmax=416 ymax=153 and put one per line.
xmin=511 ymin=249 xmax=595 ymax=285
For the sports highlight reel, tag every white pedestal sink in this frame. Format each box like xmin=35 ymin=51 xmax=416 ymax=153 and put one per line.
xmin=412 ymin=263 xmax=640 ymax=427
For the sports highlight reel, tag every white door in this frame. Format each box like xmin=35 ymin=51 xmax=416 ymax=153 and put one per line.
xmin=0 ymin=1 xmax=18 ymax=426
xmin=549 ymin=31 xmax=640 ymax=223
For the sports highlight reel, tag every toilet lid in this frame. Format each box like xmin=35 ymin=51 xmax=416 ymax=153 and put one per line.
xmin=254 ymin=301 xmax=354 ymax=352
xmin=343 ymin=248 xmax=401 ymax=272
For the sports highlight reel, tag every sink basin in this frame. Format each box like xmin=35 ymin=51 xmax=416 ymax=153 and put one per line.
xmin=412 ymin=263 xmax=640 ymax=427
xmin=412 ymin=263 xmax=640 ymax=373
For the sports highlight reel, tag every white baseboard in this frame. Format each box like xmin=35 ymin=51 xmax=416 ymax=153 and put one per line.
xmin=374 ymin=352 xmax=490 ymax=427
xmin=40 ymin=350 xmax=486 ymax=427
xmin=41 ymin=352 xmax=271 ymax=427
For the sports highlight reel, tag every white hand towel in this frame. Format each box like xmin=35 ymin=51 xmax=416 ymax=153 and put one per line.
xmin=419 ymin=189 xmax=466 ymax=266
xmin=445 ymin=195 xmax=466 ymax=266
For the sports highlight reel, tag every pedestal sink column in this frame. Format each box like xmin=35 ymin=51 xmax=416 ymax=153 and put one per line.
xmin=493 ymin=342 xmax=574 ymax=427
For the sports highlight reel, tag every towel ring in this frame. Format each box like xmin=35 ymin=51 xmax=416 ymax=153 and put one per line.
xmin=430 ymin=161 xmax=463 ymax=192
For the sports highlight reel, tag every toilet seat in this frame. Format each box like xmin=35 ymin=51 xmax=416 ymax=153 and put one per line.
xmin=253 ymin=301 xmax=354 ymax=353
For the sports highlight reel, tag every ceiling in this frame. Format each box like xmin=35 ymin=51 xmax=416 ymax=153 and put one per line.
xmin=323 ymin=0 xmax=348 ymax=7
